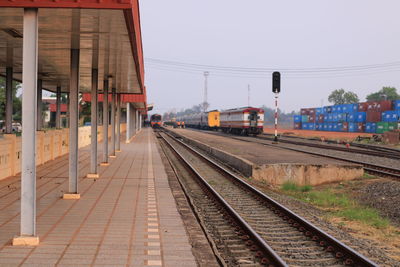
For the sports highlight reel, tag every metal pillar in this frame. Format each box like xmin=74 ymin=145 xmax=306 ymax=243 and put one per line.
xmin=5 ymin=67 xmax=13 ymax=134
xmin=89 ymin=69 xmax=98 ymax=177
xmin=102 ymin=80 xmax=109 ymax=164
xmin=67 ymin=49 xmax=80 ymax=195
xmin=110 ymin=88 xmax=116 ymax=157
xmin=36 ymin=79 xmax=42 ymax=131
xmin=56 ymin=86 xmax=61 ymax=129
xmin=18 ymin=8 xmax=39 ymax=243
xmin=126 ymin=103 xmax=131 ymax=143
xmin=66 ymin=93 xmax=69 ymax=128
xmin=116 ymin=94 xmax=121 ymax=151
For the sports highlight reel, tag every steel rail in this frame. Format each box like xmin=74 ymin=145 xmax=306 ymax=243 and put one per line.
xmin=259 ymin=135 xmax=400 ymax=160
xmin=162 ymin=129 xmax=379 ymax=267
xmin=159 ymin=132 xmax=288 ymax=267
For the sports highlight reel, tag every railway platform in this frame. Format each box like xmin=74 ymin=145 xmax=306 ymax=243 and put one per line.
xmin=0 ymin=129 xmax=197 ymax=267
xmin=167 ymin=128 xmax=364 ymax=186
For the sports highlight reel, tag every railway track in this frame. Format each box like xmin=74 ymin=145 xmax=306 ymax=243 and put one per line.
xmin=157 ymin=129 xmax=378 ymax=267
xmin=260 ymin=135 xmax=400 ymax=160
xmin=183 ymin=128 xmax=400 ymax=180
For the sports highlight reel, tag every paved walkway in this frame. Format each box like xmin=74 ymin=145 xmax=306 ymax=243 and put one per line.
xmin=0 ymin=128 xmax=197 ymax=267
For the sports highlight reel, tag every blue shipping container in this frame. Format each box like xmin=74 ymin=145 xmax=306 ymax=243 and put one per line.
xmin=382 ymin=111 xmax=398 ymax=122
xmin=308 ymin=123 xmax=315 ymax=130
xmin=315 ymin=108 xmax=323 ymax=115
xmin=352 ymin=104 xmax=358 ymax=112
xmin=328 ymin=123 xmax=333 ymax=131
xmin=337 ymin=113 xmax=347 ymax=122
xmin=347 ymin=113 xmax=356 ymax=122
xmin=356 ymin=112 xmax=366 ymax=123
xmin=323 ymin=124 xmax=328 ymax=131
xmin=294 ymin=115 xmax=302 ymax=123
xmin=365 ymin=122 xmax=376 ymax=133
xmin=348 ymin=122 xmax=358 ymax=132
xmin=332 ymin=123 xmax=338 ymax=131
xmin=332 ymin=106 xmax=338 ymax=113
xmin=341 ymin=104 xmax=355 ymax=113
xmin=394 ymin=100 xmax=400 ymax=110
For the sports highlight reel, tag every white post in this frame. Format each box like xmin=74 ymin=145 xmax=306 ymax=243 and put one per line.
xmin=14 ymin=8 xmax=40 ymax=246
xmin=274 ymin=93 xmax=279 ymax=142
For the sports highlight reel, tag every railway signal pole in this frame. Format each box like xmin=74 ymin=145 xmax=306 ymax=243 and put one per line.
xmin=272 ymin=72 xmax=281 ymax=143
xmin=203 ymin=71 xmax=209 ymax=113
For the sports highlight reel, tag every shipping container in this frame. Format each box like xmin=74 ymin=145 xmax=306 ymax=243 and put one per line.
xmin=356 ymin=112 xmax=366 ymax=123
xmin=294 ymin=115 xmax=302 ymax=123
xmin=358 ymin=102 xmax=368 ymax=112
xmin=323 ymin=123 xmax=328 ymax=131
xmin=347 ymin=113 xmax=356 ymax=122
xmin=332 ymin=106 xmax=338 ymax=113
xmin=337 ymin=113 xmax=347 ymax=122
xmin=309 ymin=108 xmax=316 ymax=115
xmin=394 ymin=100 xmax=400 ymax=110
xmin=294 ymin=122 xmax=302 ymax=129
xmin=315 ymin=123 xmax=321 ymax=131
xmin=301 ymin=115 xmax=308 ymax=123
xmin=315 ymin=108 xmax=323 ymax=114
xmin=366 ymin=111 xmax=381 ymax=122
xmin=382 ymin=111 xmax=398 ymax=122
xmin=301 ymin=108 xmax=309 ymax=115
xmin=388 ymin=123 xmax=398 ymax=131
xmin=352 ymin=104 xmax=358 ymax=112
xmin=328 ymin=123 xmax=333 ymax=131
xmin=324 ymin=106 xmax=332 ymax=113
xmin=308 ymin=123 xmax=316 ymax=130
xmin=318 ymin=114 xmax=324 ymax=123
xmin=365 ymin=122 xmax=376 ymax=133
xmin=348 ymin=122 xmax=358 ymax=132
xmin=357 ymin=123 xmax=365 ymax=132
xmin=376 ymin=122 xmax=388 ymax=134
xmin=377 ymin=100 xmax=393 ymax=112
xmin=342 ymin=122 xmax=349 ymax=132
xmin=308 ymin=114 xmax=316 ymax=123
xmin=340 ymin=104 xmax=356 ymax=113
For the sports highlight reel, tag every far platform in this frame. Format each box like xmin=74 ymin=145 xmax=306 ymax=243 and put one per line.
xmin=0 ymin=129 xmax=197 ymax=267
xmin=168 ymin=128 xmax=363 ymax=186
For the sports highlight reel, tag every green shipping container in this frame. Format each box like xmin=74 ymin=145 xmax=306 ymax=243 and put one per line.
xmin=376 ymin=122 xmax=398 ymax=133
xmin=301 ymin=115 xmax=308 ymax=123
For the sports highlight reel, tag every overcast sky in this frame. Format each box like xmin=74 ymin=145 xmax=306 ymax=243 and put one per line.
xmin=139 ymin=0 xmax=400 ymax=114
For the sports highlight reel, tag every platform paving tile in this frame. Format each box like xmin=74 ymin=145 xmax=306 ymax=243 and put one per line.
xmin=0 ymin=128 xmax=197 ymax=266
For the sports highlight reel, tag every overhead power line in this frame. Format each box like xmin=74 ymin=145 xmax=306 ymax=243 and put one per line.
xmin=145 ymin=57 xmax=400 ymax=78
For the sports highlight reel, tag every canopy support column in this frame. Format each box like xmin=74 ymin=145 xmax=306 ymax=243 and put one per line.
xmin=87 ymin=69 xmax=99 ymax=178
xmin=5 ymin=67 xmax=13 ymax=134
xmin=36 ymin=79 xmax=42 ymax=131
xmin=110 ymin=88 xmax=116 ymax=158
xmin=13 ymin=8 xmax=39 ymax=246
xmin=56 ymin=86 xmax=61 ymax=129
xmin=101 ymin=80 xmax=109 ymax=165
xmin=63 ymin=48 xmax=80 ymax=200
xmin=116 ymin=94 xmax=121 ymax=152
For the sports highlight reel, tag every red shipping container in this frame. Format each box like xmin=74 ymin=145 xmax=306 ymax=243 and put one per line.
xmin=308 ymin=114 xmax=316 ymax=123
xmin=342 ymin=122 xmax=349 ymax=132
xmin=366 ymin=111 xmax=381 ymax=122
xmin=377 ymin=100 xmax=392 ymax=112
xmin=367 ymin=101 xmax=378 ymax=110
xmin=357 ymin=123 xmax=365 ymax=132
xmin=294 ymin=123 xmax=301 ymax=129
xmin=318 ymin=114 xmax=324 ymax=123
xmin=358 ymin=102 xmax=368 ymax=112
xmin=309 ymin=108 xmax=316 ymax=115
xmin=301 ymin=108 xmax=309 ymax=115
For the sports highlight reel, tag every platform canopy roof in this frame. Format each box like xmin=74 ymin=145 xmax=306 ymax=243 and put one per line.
xmin=0 ymin=0 xmax=145 ymax=107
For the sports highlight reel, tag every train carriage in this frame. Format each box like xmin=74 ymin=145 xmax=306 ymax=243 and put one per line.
xmin=220 ymin=107 xmax=264 ymax=135
xmin=150 ymin=114 xmax=162 ymax=128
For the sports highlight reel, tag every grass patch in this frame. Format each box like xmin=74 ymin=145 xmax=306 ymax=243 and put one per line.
xmin=281 ymin=182 xmax=313 ymax=192
xmin=280 ymin=183 xmax=390 ymax=229
xmin=362 ymin=172 xmax=377 ymax=179
xmin=336 ymin=208 xmax=389 ymax=229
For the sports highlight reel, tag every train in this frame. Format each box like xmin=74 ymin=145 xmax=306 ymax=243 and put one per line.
xmin=179 ymin=107 xmax=264 ymax=135
xmin=150 ymin=114 xmax=162 ymax=128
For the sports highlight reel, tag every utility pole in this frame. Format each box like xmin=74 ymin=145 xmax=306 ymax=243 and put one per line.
xmin=203 ymin=71 xmax=209 ymax=112
xmin=248 ymin=84 xmax=250 ymax=107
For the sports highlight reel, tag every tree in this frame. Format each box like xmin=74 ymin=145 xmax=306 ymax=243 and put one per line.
xmin=328 ymin=89 xmax=359 ymax=105
xmin=0 ymin=77 xmax=22 ymax=123
xmin=366 ymin=87 xmax=400 ymax=101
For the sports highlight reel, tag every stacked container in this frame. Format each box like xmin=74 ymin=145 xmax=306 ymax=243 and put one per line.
xmin=294 ymin=99 xmax=400 ymax=134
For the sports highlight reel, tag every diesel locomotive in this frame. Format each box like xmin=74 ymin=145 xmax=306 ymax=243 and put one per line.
xmin=150 ymin=114 xmax=162 ymax=128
